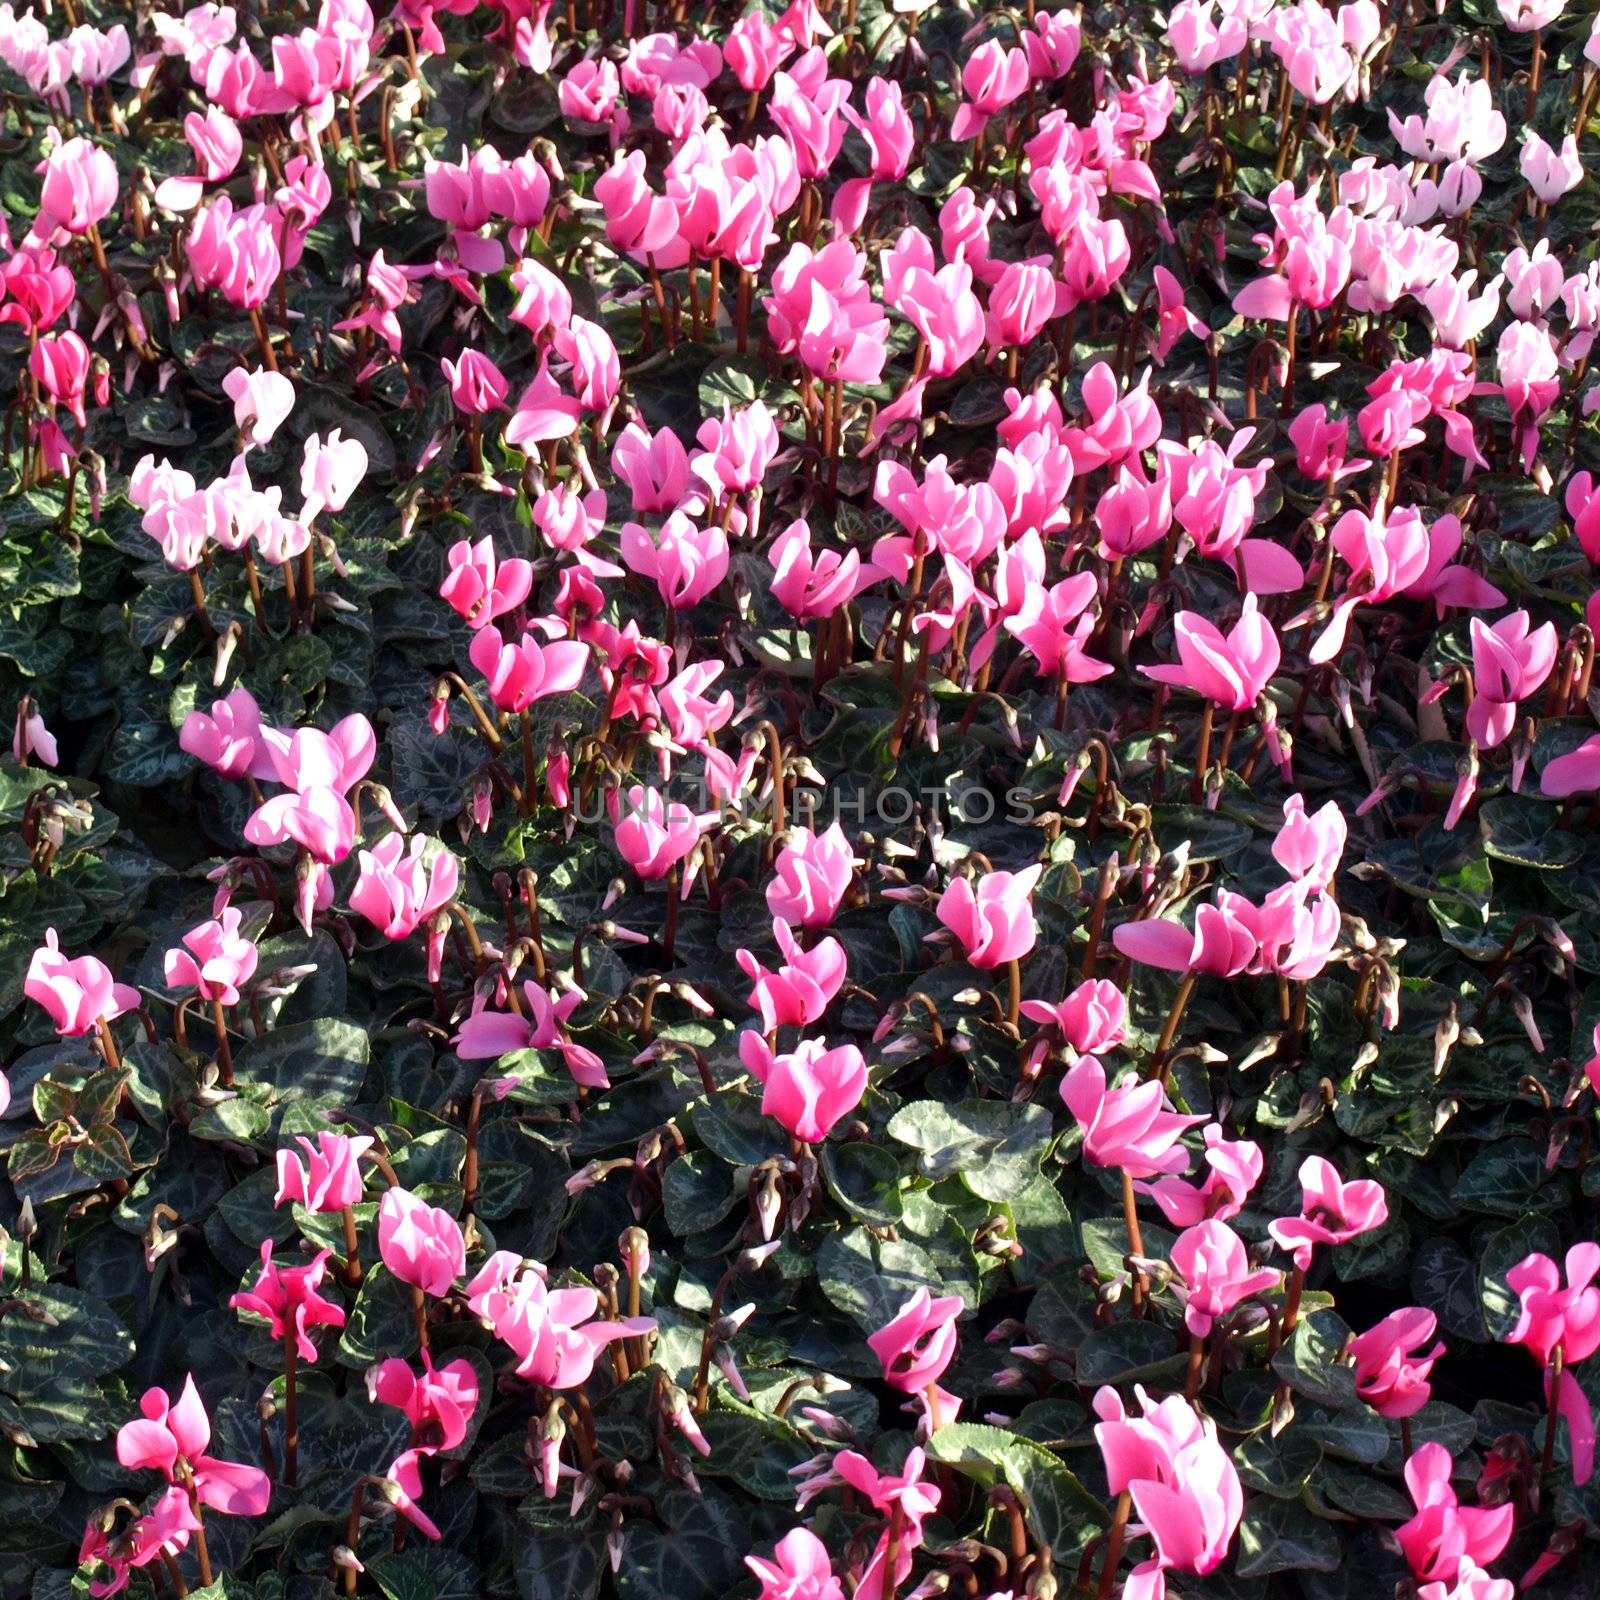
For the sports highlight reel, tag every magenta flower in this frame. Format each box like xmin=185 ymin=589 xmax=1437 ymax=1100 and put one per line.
xmin=1348 ymin=1308 xmax=1446 ymax=1420
xmin=439 ymin=537 xmax=533 ymax=629
xmin=180 ymin=687 xmax=272 ymax=781
xmin=116 ymin=1374 xmax=270 ymax=1516
xmin=935 ymin=864 xmax=1041 ymax=970
xmin=1139 ymin=595 xmax=1281 ymax=710
xmin=1112 ymin=888 xmax=1263 ymax=978
xmin=275 ymin=1131 xmax=373 ymax=1213
xmin=230 ymin=1240 xmax=346 ymax=1361
xmin=866 ymin=1287 xmax=963 ymax=1393
xmin=1393 ymin=1443 xmax=1514 ymax=1585
xmin=1271 ymin=795 xmax=1347 ymax=891
xmin=370 ymin=1351 xmax=480 ymax=1452
xmin=452 ymin=980 xmax=610 ymax=1090
xmin=1137 ymin=1123 xmax=1263 ymax=1227
xmin=1061 ymin=1057 xmax=1206 ymax=1178
xmin=469 ymin=624 xmax=589 ymax=713
xmin=349 ymin=833 xmax=459 ymax=979
xmin=1267 ymin=1155 xmax=1389 ymax=1270
xmin=1171 ymin=1220 xmax=1280 ymax=1337
xmin=25 ymin=929 xmax=140 ymax=1037
xmin=78 ymin=1486 xmax=202 ymax=1598
xmin=745 ymin=1529 xmax=843 ymax=1600
xmin=1465 ymin=611 xmax=1559 ymax=749
xmin=378 ymin=1188 xmax=466 ymax=1298
xmin=738 ymin=1031 xmax=868 ymax=1145
xmin=442 ymin=349 xmax=508 ymax=415
xmin=620 ymin=512 xmax=729 ymax=610
xmin=611 ymin=784 xmax=708 ymax=881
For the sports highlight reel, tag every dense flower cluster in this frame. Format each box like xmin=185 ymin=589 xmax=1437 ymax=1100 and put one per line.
xmin=1 ymin=0 xmax=1599 ymax=1595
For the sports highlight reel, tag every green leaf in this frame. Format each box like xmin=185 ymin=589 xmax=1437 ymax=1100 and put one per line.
xmin=819 ymin=1141 xmax=904 ymax=1227
xmin=1073 ymin=1322 xmax=1186 ymax=1387
xmin=233 ymin=1018 xmax=371 ymax=1104
xmin=885 ymin=1099 xmax=1054 ymax=1202
xmin=1272 ymin=1309 xmax=1358 ymax=1411
xmin=1236 ymin=1497 xmax=1342 ymax=1577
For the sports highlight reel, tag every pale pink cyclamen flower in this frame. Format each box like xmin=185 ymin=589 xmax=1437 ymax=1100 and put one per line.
xmin=934 ymin=864 xmax=1041 ymax=970
xmin=12 ymin=701 xmax=58 ymax=767
xmin=1171 ymin=1220 xmax=1280 ymax=1337
xmin=26 ymin=928 xmax=139 ymax=1036
xmin=1062 ymin=1056 xmax=1206 ymax=1177
xmin=1272 ymin=795 xmax=1346 ymax=891
xmin=1393 ymin=1442 xmax=1515 ymax=1585
xmin=378 ymin=1187 xmax=467 ymax=1297
xmin=767 ymin=821 xmax=855 ymax=928
xmin=222 ymin=366 xmax=294 ymax=449
xmin=738 ymin=1031 xmax=868 ymax=1144
xmin=300 ymin=428 xmax=368 ymax=520
xmin=116 ymin=1376 xmax=271 ymax=1516
xmin=275 ymin=1130 xmax=373 ymax=1212
xmin=1268 ymin=1155 xmax=1388 ymax=1270
xmin=163 ymin=906 xmax=258 ymax=1004
xmin=1348 ymin=1307 xmax=1445 ymax=1419
xmin=1520 ymin=131 xmax=1583 ymax=203
xmin=1093 ymin=1386 xmax=1243 ymax=1591
xmin=179 ymin=686 xmax=272 ymax=781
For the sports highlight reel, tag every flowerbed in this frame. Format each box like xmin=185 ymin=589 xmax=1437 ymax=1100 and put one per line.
xmin=1 ymin=0 xmax=1599 ymax=1597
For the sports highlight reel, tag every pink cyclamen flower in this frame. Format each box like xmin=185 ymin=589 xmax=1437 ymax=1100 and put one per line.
xmin=452 ymin=980 xmax=609 ymax=1090
xmin=12 ymin=702 xmax=57 ymax=767
xmin=221 ymin=366 xmax=294 ymax=449
xmin=469 ymin=625 xmax=589 ymax=713
xmin=866 ymin=1287 xmax=963 ymax=1392
xmin=1171 ymin=1220 xmax=1281 ymax=1337
xmin=25 ymin=929 xmax=139 ymax=1036
xmin=767 ymin=821 xmax=854 ymax=928
xmin=349 ymin=833 xmax=460 ymax=973
xmin=1112 ymin=888 xmax=1263 ymax=978
xmin=1093 ymin=1386 xmax=1243 ymax=1588
xmin=442 ymin=349 xmax=509 ymax=415
xmin=1020 ymin=978 xmax=1128 ymax=1055
xmin=950 ymin=40 xmax=1029 ymax=141
xmin=370 ymin=1351 xmax=480 ymax=1452
xmin=1140 ymin=594 xmax=1280 ymax=709
xmin=1465 ymin=611 xmax=1558 ymax=748
xmin=440 ymin=537 xmax=534 ymax=630
xmin=1272 ymin=795 xmax=1347 ymax=891
xmin=79 ymin=1485 xmax=203 ymax=1595
xmin=162 ymin=906 xmax=258 ymax=1004
xmin=611 ymin=784 xmax=707 ymax=880
xmin=275 ymin=1131 xmax=373 ymax=1213
xmin=116 ymin=1375 xmax=271 ymax=1516
xmin=1268 ymin=1155 xmax=1389 ymax=1270
xmin=378 ymin=1188 xmax=467 ymax=1297
xmin=1505 ymin=1244 xmax=1600 ymax=1485
xmin=620 ymin=512 xmax=729 ymax=610
xmin=229 ymin=1240 xmax=346 ymax=1361
xmin=1062 ymin=1056 xmax=1206 ymax=1178
xmin=180 ymin=686 xmax=271 ymax=781
xmin=935 ymin=864 xmax=1041 ymax=970
xmin=745 ymin=1529 xmax=843 ymax=1600
xmin=769 ymin=517 xmax=879 ymax=620
xmin=29 ymin=330 xmax=91 ymax=425
xmin=1521 ymin=131 xmax=1583 ymax=203
xmin=1393 ymin=1442 xmax=1515 ymax=1585
xmin=738 ymin=1031 xmax=868 ymax=1144
xmin=37 ymin=136 xmax=118 ymax=234
xmin=1138 ymin=1123 xmax=1264 ymax=1227
xmin=465 ymin=1252 xmax=655 ymax=1390
xmin=737 ymin=920 xmax=847 ymax=1032
xmin=1348 ymin=1307 xmax=1446 ymax=1419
